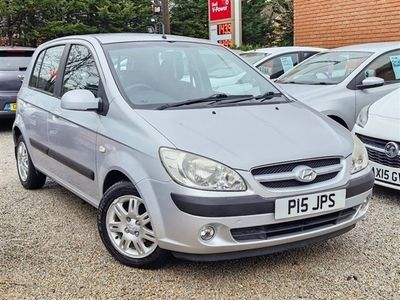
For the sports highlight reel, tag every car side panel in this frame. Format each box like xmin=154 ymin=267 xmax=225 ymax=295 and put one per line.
xmin=46 ymin=100 xmax=101 ymax=202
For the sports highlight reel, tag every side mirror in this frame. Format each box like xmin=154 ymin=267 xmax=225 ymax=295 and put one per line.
xmin=61 ymin=90 xmax=100 ymax=111
xmin=357 ymin=77 xmax=384 ymax=89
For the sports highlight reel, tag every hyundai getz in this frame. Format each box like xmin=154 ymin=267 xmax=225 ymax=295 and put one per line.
xmin=13 ymin=34 xmax=374 ymax=268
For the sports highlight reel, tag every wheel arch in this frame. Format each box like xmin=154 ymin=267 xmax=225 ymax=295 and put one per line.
xmin=12 ymin=125 xmax=22 ymax=145
xmin=102 ymin=169 xmax=135 ymax=195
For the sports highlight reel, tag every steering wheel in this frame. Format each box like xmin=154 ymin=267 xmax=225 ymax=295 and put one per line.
xmin=125 ymin=83 xmax=153 ymax=94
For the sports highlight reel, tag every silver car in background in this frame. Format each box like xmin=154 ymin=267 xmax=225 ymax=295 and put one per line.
xmin=13 ymin=34 xmax=373 ymax=268
xmin=240 ymin=46 xmax=324 ymax=79
xmin=277 ymin=42 xmax=400 ymax=129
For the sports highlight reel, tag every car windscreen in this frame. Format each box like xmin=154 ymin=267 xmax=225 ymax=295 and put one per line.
xmin=0 ymin=50 xmax=34 ymax=71
xmin=277 ymin=51 xmax=372 ymax=85
xmin=104 ymin=42 xmax=283 ymax=109
xmin=240 ymin=52 xmax=269 ymax=64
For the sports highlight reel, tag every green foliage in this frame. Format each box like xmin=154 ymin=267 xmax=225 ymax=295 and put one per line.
xmin=0 ymin=0 xmax=152 ymax=46
xmin=241 ymin=0 xmax=270 ymax=46
xmin=0 ymin=0 xmax=293 ymax=47
xmin=170 ymin=0 xmax=209 ymax=39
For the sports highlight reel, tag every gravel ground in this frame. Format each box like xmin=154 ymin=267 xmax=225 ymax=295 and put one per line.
xmin=0 ymin=119 xmax=399 ymax=300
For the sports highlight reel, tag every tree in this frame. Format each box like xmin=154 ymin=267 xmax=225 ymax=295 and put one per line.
xmin=170 ymin=0 xmax=208 ymax=39
xmin=265 ymin=0 xmax=293 ymax=46
xmin=0 ymin=0 xmax=152 ymax=46
xmin=242 ymin=0 xmax=270 ymax=46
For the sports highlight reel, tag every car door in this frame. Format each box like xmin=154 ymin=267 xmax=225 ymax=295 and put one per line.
xmin=353 ymin=49 xmax=400 ymax=116
xmin=257 ymin=52 xmax=300 ymax=79
xmin=46 ymin=43 xmax=102 ymax=202
xmin=21 ymin=45 xmax=65 ymax=170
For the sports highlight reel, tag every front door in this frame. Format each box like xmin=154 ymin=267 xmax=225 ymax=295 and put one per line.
xmin=47 ymin=44 xmax=102 ymax=202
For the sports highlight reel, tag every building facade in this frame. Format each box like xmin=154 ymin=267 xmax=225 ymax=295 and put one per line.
xmin=294 ymin=0 xmax=400 ymax=48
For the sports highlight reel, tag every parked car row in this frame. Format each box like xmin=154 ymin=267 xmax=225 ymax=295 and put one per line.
xmin=4 ymin=35 xmax=399 ymax=269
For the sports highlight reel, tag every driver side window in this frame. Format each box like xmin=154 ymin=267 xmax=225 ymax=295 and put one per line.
xmin=359 ymin=50 xmax=400 ymax=83
xmin=62 ymin=45 xmax=100 ymax=97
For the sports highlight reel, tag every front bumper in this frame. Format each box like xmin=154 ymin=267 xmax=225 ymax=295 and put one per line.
xmin=137 ymin=166 xmax=373 ymax=257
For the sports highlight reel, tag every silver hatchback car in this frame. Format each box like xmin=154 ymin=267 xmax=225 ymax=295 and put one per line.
xmin=13 ymin=34 xmax=374 ymax=268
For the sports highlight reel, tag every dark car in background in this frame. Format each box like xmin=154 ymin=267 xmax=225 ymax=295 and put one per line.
xmin=0 ymin=47 xmax=35 ymax=118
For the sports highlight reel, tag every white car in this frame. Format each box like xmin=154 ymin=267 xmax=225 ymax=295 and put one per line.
xmin=353 ymin=89 xmax=400 ymax=190
xmin=276 ymin=42 xmax=400 ymax=129
xmin=240 ymin=47 xmax=325 ymax=79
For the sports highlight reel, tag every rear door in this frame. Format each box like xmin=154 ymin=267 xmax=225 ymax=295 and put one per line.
xmin=354 ymin=49 xmax=400 ymax=115
xmin=21 ymin=45 xmax=65 ymax=170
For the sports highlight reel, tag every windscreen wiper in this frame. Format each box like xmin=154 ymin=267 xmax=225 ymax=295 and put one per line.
xmin=255 ymin=91 xmax=283 ymax=102
xmin=156 ymin=93 xmax=253 ymax=110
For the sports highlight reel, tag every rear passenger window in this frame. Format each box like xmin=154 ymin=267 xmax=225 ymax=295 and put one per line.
xmin=36 ymin=46 xmax=65 ymax=93
xmin=62 ymin=45 xmax=100 ymax=97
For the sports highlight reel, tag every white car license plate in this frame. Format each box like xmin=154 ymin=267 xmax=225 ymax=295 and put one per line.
xmin=275 ymin=190 xmax=346 ymax=220
xmin=371 ymin=161 xmax=400 ymax=186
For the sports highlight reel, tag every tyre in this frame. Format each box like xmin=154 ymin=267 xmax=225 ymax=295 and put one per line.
xmin=16 ymin=136 xmax=46 ymax=190
xmin=97 ymin=181 xmax=170 ymax=269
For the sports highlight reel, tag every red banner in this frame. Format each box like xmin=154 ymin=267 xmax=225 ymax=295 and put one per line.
xmin=209 ymin=0 xmax=232 ymax=22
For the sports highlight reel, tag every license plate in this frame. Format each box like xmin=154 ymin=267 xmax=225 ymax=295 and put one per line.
xmin=4 ymin=103 xmax=17 ymax=112
xmin=275 ymin=190 xmax=346 ymax=220
xmin=371 ymin=161 xmax=400 ymax=186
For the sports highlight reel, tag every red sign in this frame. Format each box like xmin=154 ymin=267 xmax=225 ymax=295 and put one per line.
xmin=209 ymin=0 xmax=232 ymax=22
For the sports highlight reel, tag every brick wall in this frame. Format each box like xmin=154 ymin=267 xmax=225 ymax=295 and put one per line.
xmin=294 ymin=0 xmax=400 ymax=48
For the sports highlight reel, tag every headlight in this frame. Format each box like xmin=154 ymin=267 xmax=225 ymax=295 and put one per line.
xmin=351 ymin=133 xmax=369 ymax=174
xmin=159 ymin=148 xmax=247 ymax=191
xmin=356 ymin=105 xmax=370 ymax=128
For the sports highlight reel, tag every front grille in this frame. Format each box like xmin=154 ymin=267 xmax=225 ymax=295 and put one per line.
xmin=252 ymin=158 xmax=342 ymax=189
xmin=251 ymin=158 xmax=341 ymax=176
xmin=260 ymin=173 xmax=338 ymax=188
xmin=357 ymin=134 xmax=398 ymax=149
xmin=231 ymin=207 xmax=357 ymax=242
xmin=356 ymin=134 xmax=400 ymax=168
xmin=367 ymin=148 xmax=400 ymax=168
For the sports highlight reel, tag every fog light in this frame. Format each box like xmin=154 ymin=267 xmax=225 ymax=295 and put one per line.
xmin=199 ymin=225 xmax=215 ymax=241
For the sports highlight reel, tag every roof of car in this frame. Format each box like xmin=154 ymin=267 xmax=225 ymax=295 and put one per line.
xmin=52 ymin=33 xmax=212 ymax=45
xmin=333 ymin=41 xmax=400 ymax=53
xmin=243 ymin=46 xmax=325 ymax=55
